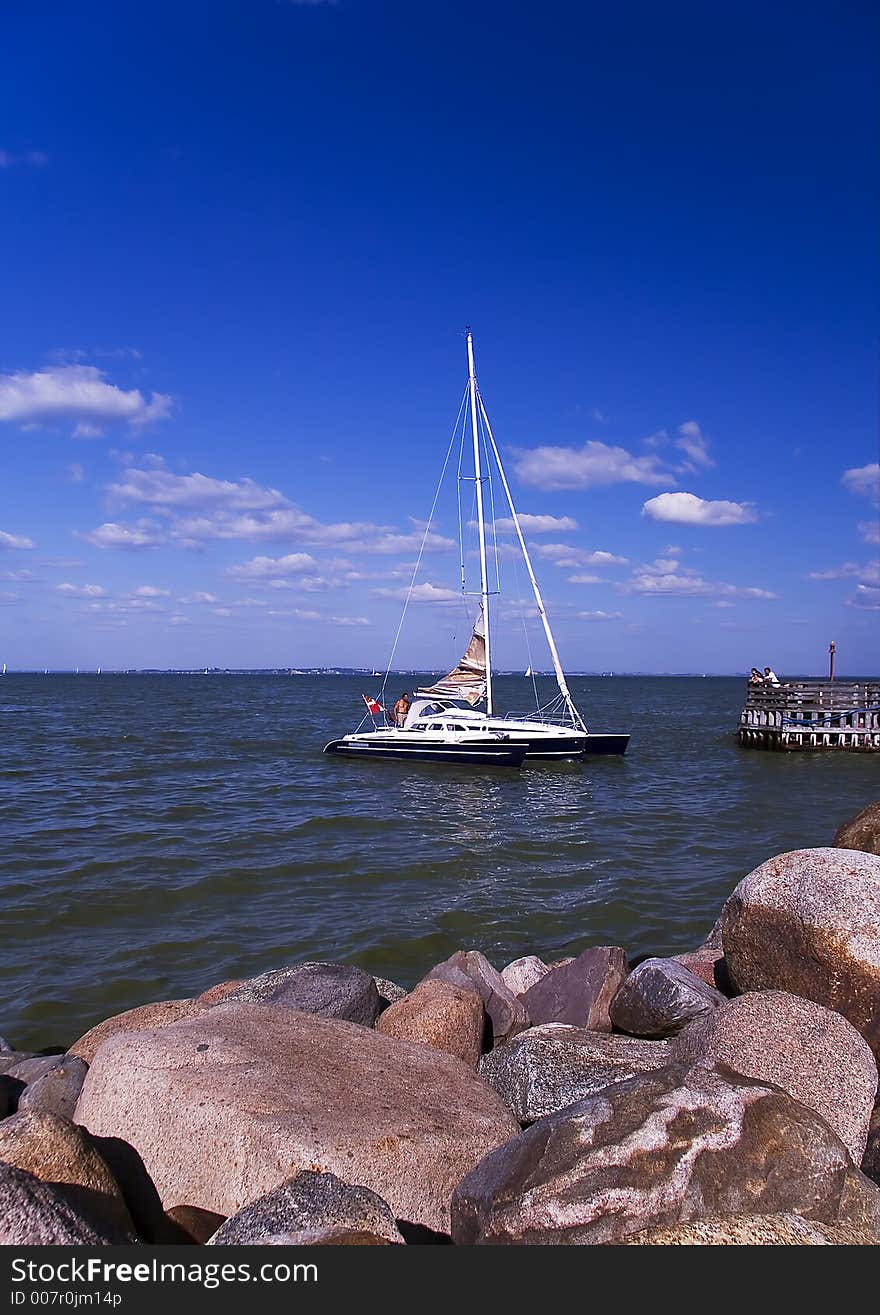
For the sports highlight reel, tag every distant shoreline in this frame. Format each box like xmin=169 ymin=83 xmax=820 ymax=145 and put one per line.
xmin=1 ymin=669 xmax=876 ymax=680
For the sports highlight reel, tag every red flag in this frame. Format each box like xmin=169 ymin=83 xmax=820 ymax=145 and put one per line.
xmin=362 ymin=694 xmax=384 ymax=717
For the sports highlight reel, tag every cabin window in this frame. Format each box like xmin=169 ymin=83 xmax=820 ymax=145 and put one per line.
xmin=429 ymin=723 xmax=443 ymax=731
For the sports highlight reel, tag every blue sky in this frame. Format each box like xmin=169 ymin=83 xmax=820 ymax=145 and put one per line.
xmin=1 ymin=0 xmax=877 ymax=674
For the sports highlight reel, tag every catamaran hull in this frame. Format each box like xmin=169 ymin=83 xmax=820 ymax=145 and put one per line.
xmin=582 ymin=733 xmax=630 ymax=756
xmin=323 ymin=739 xmax=527 ymax=768
xmin=501 ymin=733 xmax=589 ymax=760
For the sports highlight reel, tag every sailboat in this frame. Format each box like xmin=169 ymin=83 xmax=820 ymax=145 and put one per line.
xmin=524 ymin=664 xmax=532 ymax=678
xmin=324 ymin=330 xmax=630 ymax=765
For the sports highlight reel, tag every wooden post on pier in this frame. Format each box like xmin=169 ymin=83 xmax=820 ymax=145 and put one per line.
xmin=829 ymin=640 xmax=836 ymax=684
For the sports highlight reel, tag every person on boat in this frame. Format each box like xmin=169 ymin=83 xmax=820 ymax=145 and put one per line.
xmin=763 ymin=666 xmax=781 ymax=686
xmin=749 ymin=667 xmax=763 ymax=684
xmin=393 ymin=692 xmax=411 ymax=727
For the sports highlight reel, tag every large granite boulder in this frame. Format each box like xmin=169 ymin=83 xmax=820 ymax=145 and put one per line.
xmin=521 ymin=947 xmax=627 ymax=1032
xmin=721 ymin=848 xmax=880 ymax=1054
xmin=862 ymin=1105 xmax=880 ymax=1187
xmin=501 ymin=957 xmax=549 ymax=997
xmin=609 ymin=958 xmax=726 ymax=1038
xmin=423 ymin=951 xmax=527 ymax=1044
xmin=623 ymin=1214 xmax=879 ymax=1244
xmin=18 ymin=1055 xmax=89 ymax=1120
xmin=479 ymin=1024 xmax=671 ymax=1123
xmin=207 ymin=1171 xmax=404 ymax=1245
xmin=75 ymin=1003 xmax=518 ymax=1234
xmin=0 ymin=1110 xmax=135 ymax=1239
xmin=835 ymin=801 xmax=880 ymax=856
xmin=376 ymin=980 xmax=485 ymax=1067
xmin=220 ymin=962 xmax=381 ymax=1026
xmin=451 ymin=1059 xmax=880 ymax=1245
xmin=70 ymin=999 xmax=206 ymax=1064
xmin=672 ymin=990 xmax=877 ymax=1161
xmin=0 ymin=1164 xmax=122 ymax=1245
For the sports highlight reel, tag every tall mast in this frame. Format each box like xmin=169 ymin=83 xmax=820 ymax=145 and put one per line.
xmin=466 ymin=328 xmax=493 ymax=715
xmin=478 ymin=392 xmax=586 ymax=731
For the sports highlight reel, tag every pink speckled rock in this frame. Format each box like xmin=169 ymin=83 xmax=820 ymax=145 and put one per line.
xmin=721 ymin=848 xmax=880 ymax=1054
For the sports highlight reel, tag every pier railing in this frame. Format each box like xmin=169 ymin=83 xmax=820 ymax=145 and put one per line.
xmin=738 ymin=679 xmax=880 ymax=751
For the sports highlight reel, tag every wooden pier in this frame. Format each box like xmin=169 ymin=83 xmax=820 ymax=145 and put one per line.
xmin=738 ymin=679 xmax=880 ymax=752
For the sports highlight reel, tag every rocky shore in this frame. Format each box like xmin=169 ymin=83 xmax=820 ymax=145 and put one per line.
xmin=2 ymin=799 xmax=880 ymax=1247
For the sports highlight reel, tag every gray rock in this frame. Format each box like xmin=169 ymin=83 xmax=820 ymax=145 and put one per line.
xmin=0 ymin=1110 xmax=135 ymax=1240
xmin=17 ymin=1056 xmax=89 ymax=1120
xmin=5 ymin=1054 xmax=66 ymax=1085
xmin=671 ymin=990 xmax=877 ymax=1161
xmin=207 ymin=1170 xmax=404 ymax=1245
xmin=521 ymin=947 xmax=628 ymax=1031
xmin=451 ymin=1059 xmax=880 ymax=1245
xmin=0 ymin=1164 xmax=120 ymax=1245
xmin=721 ymin=848 xmax=880 ymax=1055
xmin=223 ymin=962 xmax=381 ymax=1026
xmin=609 ymin=957 xmax=726 ymax=1038
xmin=374 ymin=977 xmax=407 ymax=1006
xmin=0 ymin=1035 xmax=14 ymax=1054
xmin=0 ymin=1052 xmax=35 ymax=1075
xmin=423 ymin=951 xmax=527 ymax=1045
xmin=479 ymin=1024 xmax=671 ymax=1123
xmin=501 ymin=957 xmax=549 ymax=997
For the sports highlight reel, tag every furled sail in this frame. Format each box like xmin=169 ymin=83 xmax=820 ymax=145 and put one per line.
xmin=418 ymin=608 xmax=487 ymax=706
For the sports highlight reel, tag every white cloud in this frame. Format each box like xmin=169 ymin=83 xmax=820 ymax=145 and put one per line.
xmin=578 ymin=610 xmax=622 ymax=621
xmin=531 ymin=543 xmax=628 ymax=568
xmin=674 ymin=421 xmax=714 ymax=471
xmin=56 ymin=582 xmax=106 ymax=598
xmin=127 ymin=585 xmax=171 ymax=598
xmin=842 ymin=462 xmax=879 ymax=502
xmin=169 ymin=615 xmax=190 ymax=626
xmin=642 ymin=492 xmax=757 ymax=526
xmin=67 ymin=462 xmax=85 ymax=483
xmin=0 ymin=530 xmax=34 ymax=550
xmin=847 ymin=585 xmax=880 ymax=611
xmin=808 ymin=560 xmax=878 ymax=585
xmin=621 ymin=557 xmax=775 ymax=599
xmin=109 ymin=467 xmax=286 ymax=511
xmin=171 ymin=508 xmax=455 ymax=553
xmin=107 ymin=463 xmax=455 ymax=554
xmin=77 ymin=521 xmax=164 ymax=550
xmin=514 ymin=440 xmax=670 ymax=491
xmin=0 ymin=569 xmax=35 ymax=582
xmin=0 ymin=365 xmax=172 ymax=435
xmin=180 ymin=591 xmax=219 ymax=604
xmin=806 ymin=562 xmax=861 ymax=580
xmin=493 ymin=514 xmax=578 ymax=534
xmin=567 ymin=574 xmax=604 ymax=584
xmin=224 ymin=552 xmax=319 ymax=580
xmin=290 ymin=609 xmax=369 ymax=626
xmin=858 ymin=520 xmax=880 ymax=545
xmin=372 ymin=582 xmax=461 ymax=604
